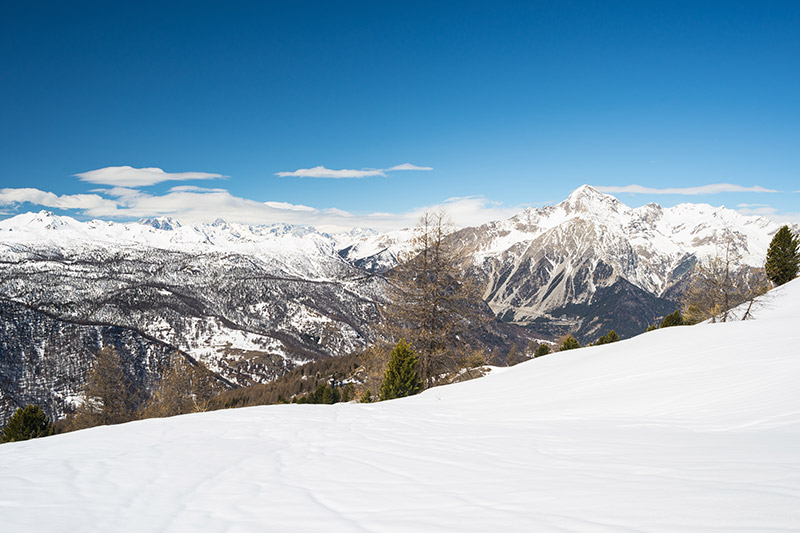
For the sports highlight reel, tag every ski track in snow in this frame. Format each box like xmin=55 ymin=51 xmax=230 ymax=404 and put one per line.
xmin=2 ymin=281 xmax=800 ymax=531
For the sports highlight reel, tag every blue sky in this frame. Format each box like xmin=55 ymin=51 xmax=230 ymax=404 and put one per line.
xmin=1 ymin=1 xmax=798 ymax=230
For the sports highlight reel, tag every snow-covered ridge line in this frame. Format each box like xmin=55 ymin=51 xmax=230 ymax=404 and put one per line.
xmin=0 ymin=186 xmax=778 ymax=271
xmin=0 ymin=210 xmax=393 ymax=282
xmin=0 ymin=210 xmax=339 ymax=255
xmin=470 ymin=184 xmax=776 ymax=267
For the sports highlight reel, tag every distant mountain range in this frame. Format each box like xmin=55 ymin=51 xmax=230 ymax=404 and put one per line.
xmin=0 ymin=186 xmax=781 ymax=423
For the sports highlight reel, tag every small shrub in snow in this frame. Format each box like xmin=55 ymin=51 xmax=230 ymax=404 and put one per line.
xmin=559 ymin=335 xmax=581 ymax=351
xmin=533 ymin=344 xmax=552 ymax=357
xmin=595 ymin=330 xmax=620 ymax=345
xmin=660 ymin=310 xmax=684 ymax=328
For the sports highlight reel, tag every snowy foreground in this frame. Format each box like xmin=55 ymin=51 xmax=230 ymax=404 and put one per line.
xmin=3 ymin=283 xmax=800 ymax=531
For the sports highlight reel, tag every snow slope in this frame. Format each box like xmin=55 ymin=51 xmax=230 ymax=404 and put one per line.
xmin=1 ymin=283 xmax=799 ymax=531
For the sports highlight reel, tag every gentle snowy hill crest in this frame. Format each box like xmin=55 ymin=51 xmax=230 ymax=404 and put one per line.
xmin=1 ymin=280 xmax=799 ymax=531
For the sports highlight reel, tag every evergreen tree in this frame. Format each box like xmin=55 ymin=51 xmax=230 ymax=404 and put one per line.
xmin=295 ymin=383 xmax=342 ymax=405
xmin=765 ymin=225 xmax=800 ymax=286
xmin=533 ymin=344 xmax=552 ymax=357
xmin=1 ymin=404 xmax=53 ymax=443
xmin=559 ymin=335 xmax=581 ymax=351
xmin=660 ymin=310 xmax=683 ymax=328
xmin=321 ymin=385 xmax=340 ymax=404
xmin=645 ymin=323 xmax=658 ymax=332
xmin=341 ymin=383 xmax=355 ymax=402
xmin=359 ymin=389 xmax=373 ymax=403
xmin=379 ymin=340 xmax=423 ymax=401
xmin=595 ymin=330 xmax=620 ymax=345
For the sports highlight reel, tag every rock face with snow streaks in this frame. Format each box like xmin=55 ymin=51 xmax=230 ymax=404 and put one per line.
xmin=450 ymin=185 xmax=776 ymax=340
xmin=0 ymin=298 xmax=178 ymax=425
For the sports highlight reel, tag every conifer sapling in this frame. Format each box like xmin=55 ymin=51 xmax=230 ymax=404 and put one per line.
xmin=379 ymin=340 xmax=423 ymax=401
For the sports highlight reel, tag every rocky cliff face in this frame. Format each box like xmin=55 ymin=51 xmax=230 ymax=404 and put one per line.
xmin=0 ymin=299 xmax=178 ymax=425
xmin=450 ymin=186 xmax=775 ymax=341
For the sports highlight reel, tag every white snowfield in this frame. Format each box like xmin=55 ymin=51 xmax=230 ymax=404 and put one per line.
xmin=2 ymin=281 xmax=800 ymax=532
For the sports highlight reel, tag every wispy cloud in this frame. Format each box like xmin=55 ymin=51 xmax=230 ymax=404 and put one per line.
xmin=0 ymin=187 xmax=117 ymax=210
xmin=0 ymin=186 xmax=518 ymax=232
xmin=75 ymin=166 xmax=227 ymax=187
xmin=167 ymin=185 xmax=230 ymax=193
xmin=385 ymin=163 xmax=434 ymax=172
xmin=276 ymin=166 xmax=386 ymax=179
xmin=596 ymin=183 xmax=778 ymax=195
xmin=735 ymin=204 xmax=800 ymax=225
xmin=276 ymin=163 xmax=433 ymax=179
xmin=263 ymin=201 xmax=317 ymax=212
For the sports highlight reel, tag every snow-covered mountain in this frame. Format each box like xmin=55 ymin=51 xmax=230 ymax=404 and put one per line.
xmin=0 ymin=212 xmax=387 ymax=423
xmin=458 ymin=185 xmax=775 ymax=339
xmin=2 ymin=279 xmax=798 ymax=531
xmin=345 ymin=185 xmax=778 ymax=340
xmin=0 ymin=187 xmax=782 ymax=423
xmin=0 ymin=211 xmax=358 ymax=280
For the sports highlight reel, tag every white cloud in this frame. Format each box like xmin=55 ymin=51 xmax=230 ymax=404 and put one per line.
xmin=385 ymin=163 xmax=434 ymax=172
xmin=167 ymin=185 xmax=230 ymax=193
xmin=75 ymin=166 xmax=227 ymax=187
xmin=0 ymin=186 xmax=520 ymax=233
xmin=596 ymin=183 xmax=778 ymax=195
xmin=91 ymin=187 xmax=145 ymax=200
xmin=736 ymin=205 xmax=778 ymax=217
xmin=735 ymin=205 xmax=800 ymax=225
xmin=0 ymin=188 xmax=117 ymax=211
xmin=435 ymin=196 xmax=522 ymax=227
xmin=276 ymin=163 xmax=433 ymax=179
xmin=263 ymin=201 xmax=316 ymax=212
xmin=276 ymin=166 xmax=386 ymax=179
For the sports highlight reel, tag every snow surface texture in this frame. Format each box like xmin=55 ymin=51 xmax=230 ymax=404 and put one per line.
xmin=2 ymin=280 xmax=800 ymax=531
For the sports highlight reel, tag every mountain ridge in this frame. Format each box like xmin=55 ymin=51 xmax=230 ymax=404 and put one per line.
xmin=0 ymin=186 xmax=785 ymax=423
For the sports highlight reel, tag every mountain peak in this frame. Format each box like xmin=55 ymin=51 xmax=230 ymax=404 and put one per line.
xmin=561 ymin=185 xmax=620 ymax=213
xmin=9 ymin=210 xmax=72 ymax=229
xmin=139 ymin=217 xmax=182 ymax=231
xmin=567 ymin=184 xmax=610 ymax=201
